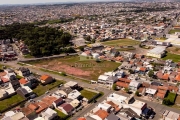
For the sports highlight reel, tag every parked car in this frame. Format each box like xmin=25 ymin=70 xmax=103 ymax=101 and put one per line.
xmin=149 ymin=111 xmax=156 ymax=119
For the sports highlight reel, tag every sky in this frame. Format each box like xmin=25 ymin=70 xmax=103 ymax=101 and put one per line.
xmin=0 ymin=0 xmax=121 ymax=5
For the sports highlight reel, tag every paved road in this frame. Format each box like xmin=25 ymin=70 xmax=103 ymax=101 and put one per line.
xmin=2 ymin=61 xmax=180 ymax=120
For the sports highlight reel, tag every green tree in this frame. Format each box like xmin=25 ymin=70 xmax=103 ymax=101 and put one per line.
xmin=79 ymin=46 xmax=85 ymax=51
xmin=163 ymin=98 xmax=172 ymax=105
xmin=112 ymin=84 xmax=117 ymax=91
xmin=148 ymin=70 xmax=154 ymax=77
xmin=124 ymin=88 xmax=130 ymax=93
xmin=135 ymin=91 xmax=140 ymax=96
xmin=128 ymin=69 xmax=134 ymax=74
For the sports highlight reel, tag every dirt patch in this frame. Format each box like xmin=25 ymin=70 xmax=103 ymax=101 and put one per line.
xmin=167 ymin=47 xmax=180 ymax=55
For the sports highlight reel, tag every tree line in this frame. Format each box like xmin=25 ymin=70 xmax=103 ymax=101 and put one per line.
xmin=0 ymin=23 xmax=75 ymax=57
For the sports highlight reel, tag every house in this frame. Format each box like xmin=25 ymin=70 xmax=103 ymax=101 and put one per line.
xmin=40 ymin=75 xmax=53 ymax=85
xmin=28 ymin=102 xmax=48 ymax=114
xmin=116 ymin=82 xmax=129 ymax=88
xmin=41 ymin=96 xmax=58 ymax=107
xmin=17 ymin=67 xmax=31 ymax=77
xmin=68 ymin=89 xmax=81 ymax=99
xmin=2 ymin=111 xmax=28 ymax=120
xmin=58 ymin=103 xmax=74 ymax=115
xmin=70 ymin=99 xmax=81 ymax=108
xmin=90 ymin=109 xmax=109 ymax=120
xmin=41 ymin=108 xmax=58 ymax=120
xmin=19 ymin=78 xmax=32 ymax=88
xmin=9 ymin=75 xmax=21 ymax=90
xmin=16 ymin=86 xmax=34 ymax=99
xmin=106 ymin=101 xmax=121 ymax=113
xmin=156 ymin=86 xmax=168 ymax=99
xmin=98 ymin=75 xmax=109 ymax=84
xmin=162 ymin=110 xmax=180 ymax=120
xmin=64 ymin=81 xmax=78 ymax=89
xmin=97 ymin=102 xmax=112 ymax=112
xmin=175 ymin=74 xmax=180 ymax=82
xmin=118 ymin=108 xmax=140 ymax=119
xmin=145 ymin=88 xmax=157 ymax=96
xmin=0 ymin=89 xmax=8 ymax=100
xmin=52 ymin=98 xmax=64 ymax=108
xmin=129 ymin=80 xmax=141 ymax=91
xmin=78 ymin=117 xmax=86 ymax=120
xmin=105 ymin=113 xmax=120 ymax=120
xmin=0 ymin=82 xmax=15 ymax=100
xmin=107 ymin=93 xmax=127 ymax=105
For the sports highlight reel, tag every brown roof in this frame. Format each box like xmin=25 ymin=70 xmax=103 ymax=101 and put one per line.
xmin=162 ymin=74 xmax=169 ymax=80
xmin=140 ymin=67 xmax=146 ymax=71
xmin=138 ymin=87 xmax=145 ymax=93
xmin=19 ymin=78 xmax=29 ymax=84
xmin=168 ymin=85 xmax=178 ymax=92
xmin=157 ymin=72 xmax=163 ymax=79
xmin=175 ymin=74 xmax=180 ymax=82
xmin=142 ymin=82 xmax=150 ymax=88
xmin=0 ymin=72 xmax=7 ymax=77
xmin=41 ymin=96 xmax=58 ymax=106
xmin=106 ymin=101 xmax=121 ymax=112
xmin=35 ymin=102 xmax=48 ymax=114
xmin=158 ymin=86 xmax=168 ymax=91
xmin=94 ymin=109 xmax=109 ymax=120
xmin=40 ymin=75 xmax=52 ymax=81
xmin=118 ymin=78 xmax=131 ymax=83
xmin=116 ymin=82 xmax=129 ymax=88
xmin=60 ymin=103 xmax=74 ymax=113
xmin=21 ymin=107 xmax=34 ymax=116
xmin=27 ymin=103 xmax=39 ymax=111
xmin=156 ymin=92 xmax=166 ymax=99
xmin=1 ymin=77 xmax=9 ymax=83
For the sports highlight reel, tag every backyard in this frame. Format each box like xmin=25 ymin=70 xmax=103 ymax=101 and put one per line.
xmin=33 ymin=80 xmax=64 ymax=96
xmin=0 ymin=94 xmax=24 ymax=112
xmin=101 ymin=39 xmax=140 ymax=47
xmin=162 ymin=52 xmax=180 ymax=62
xmin=80 ymin=89 xmax=98 ymax=100
xmin=27 ymin=56 xmax=120 ymax=80
xmin=55 ymin=109 xmax=68 ymax=119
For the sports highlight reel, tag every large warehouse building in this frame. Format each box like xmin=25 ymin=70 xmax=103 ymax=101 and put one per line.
xmin=147 ymin=46 xmax=166 ymax=58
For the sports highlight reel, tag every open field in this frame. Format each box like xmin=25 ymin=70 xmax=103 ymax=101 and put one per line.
xmin=166 ymin=47 xmax=180 ymax=55
xmin=169 ymin=29 xmax=180 ymax=34
xmin=33 ymin=80 xmax=64 ymax=96
xmin=80 ymin=89 xmax=98 ymax=100
xmin=162 ymin=52 xmax=180 ymax=62
xmin=27 ymin=56 xmax=120 ymax=80
xmin=166 ymin=92 xmax=176 ymax=104
xmin=0 ymin=94 xmax=24 ymax=112
xmin=101 ymin=39 xmax=140 ymax=47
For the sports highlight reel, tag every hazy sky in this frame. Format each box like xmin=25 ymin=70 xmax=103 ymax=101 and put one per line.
xmin=0 ymin=0 xmax=116 ymax=5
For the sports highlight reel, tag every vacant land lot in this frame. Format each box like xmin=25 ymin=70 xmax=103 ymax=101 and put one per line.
xmin=28 ymin=56 xmax=120 ymax=80
xmin=101 ymin=39 xmax=140 ymax=47
xmin=0 ymin=94 xmax=24 ymax=112
xmin=167 ymin=47 xmax=180 ymax=55
xmin=169 ymin=29 xmax=180 ymax=34
xmin=33 ymin=80 xmax=64 ymax=96
xmin=162 ymin=53 xmax=180 ymax=62
xmin=80 ymin=89 xmax=98 ymax=100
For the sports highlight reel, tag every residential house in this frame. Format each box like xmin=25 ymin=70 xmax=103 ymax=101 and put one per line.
xmin=118 ymin=108 xmax=140 ymax=119
xmin=156 ymin=86 xmax=168 ymax=99
xmin=70 ymin=99 xmax=81 ymax=108
xmin=162 ymin=110 xmax=180 ymax=120
xmin=145 ymin=88 xmax=157 ymax=96
xmin=10 ymin=75 xmax=21 ymax=90
xmin=64 ymin=81 xmax=78 ymax=89
xmin=19 ymin=78 xmax=32 ymax=88
xmin=40 ymin=75 xmax=53 ymax=85
xmin=41 ymin=96 xmax=58 ymax=108
xmin=57 ymin=103 xmax=74 ymax=115
xmin=28 ymin=102 xmax=48 ymax=114
xmin=17 ymin=67 xmax=31 ymax=77
xmin=97 ymin=102 xmax=112 ymax=112
xmin=175 ymin=74 xmax=180 ymax=82
xmin=41 ymin=108 xmax=58 ymax=120
xmin=68 ymin=90 xmax=81 ymax=99
xmin=105 ymin=113 xmax=120 ymax=120
xmin=0 ymin=82 xmax=15 ymax=100
xmin=16 ymin=86 xmax=34 ymax=99
xmin=98 ymin=75 xmax=109 ymax=84
xmin=2 ymin=111 xmax=28 ymax=120
xmin=52 ymin=98 xmax=64 ymax=108
xmin=90 ymin=109 xmax=109 ymax=120
xmin=129 ymin=80 xmax=141 ymax=91
xmin=106 ymin=101 xmax=121 ymax=114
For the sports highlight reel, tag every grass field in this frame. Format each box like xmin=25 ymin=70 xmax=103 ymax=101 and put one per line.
xmin=116 ymin=47 xmax=135 ymax=51
xmin=0 ymin=94 xmax=24 ymax=112
xmin=80 ymin=89 xmax=97 ymax=100
xmin=162 ymin=53 xmax=180 ymax=62
xmin=33 ymin=80 xmax=64 ymax=96
xmin=166 ymin=92 xmax=176 ymax=104
xmin=55 ymin=109 xmax=68 ymax=119
xmin=101 ymin=39 xmax=140 ymax=47
xmin=28 ymin=56 xmax=120 ymax=80
xmin=169 ymin=29 xmax=180 ymax=34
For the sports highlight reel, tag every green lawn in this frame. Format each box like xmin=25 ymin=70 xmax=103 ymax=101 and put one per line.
xmin=162 ymin=53 xmax=180 ymax=62
xmin=101 ymin=39 xmax=140 ymax=47
xmin=80 ymin=89 xmax=97 ymax=100
xmin=55 ymin=109 xmax=68 ymax=119
xmin=27 ymin=56 xmax=120 ymax=80
xmin=0 ymin=94 xmax=24 ymax=112
xmin=33 ymin=80 xmax=64 ymax=96
xmin=169 ymin=29 xmax=180 ymax=34
xmin=166 ymin=92 xmax=176 ymax=104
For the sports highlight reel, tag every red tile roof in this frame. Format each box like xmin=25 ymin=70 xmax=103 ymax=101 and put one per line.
xmin=19 ymin=78 xmax=28 ymax=84
xmin=118 ymin=78 xmax=131 ymax=83
xmin=175 ymin=74 xmax=180 ymax=82
xmin=140 ymin=67 xmax=146 ymax=71
xmin=116 ymin=82 xmax=129 ymax=88
xmin=94 ymin=109 xmax=109 ymax=120
xmin=162 ymin=74 xmax=169 ymax=80
xmin=60 ymin=103 xmax=74 ymax=113
xmin=41 ymin=96 xmax=58 ymax=106
xmin=40 ymin=75 xmax=52 ymax=81
xmin=1 ymin=77 xmax=9 ymax=83
xmin=78 ymin=117 xmax=86 ymax=120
